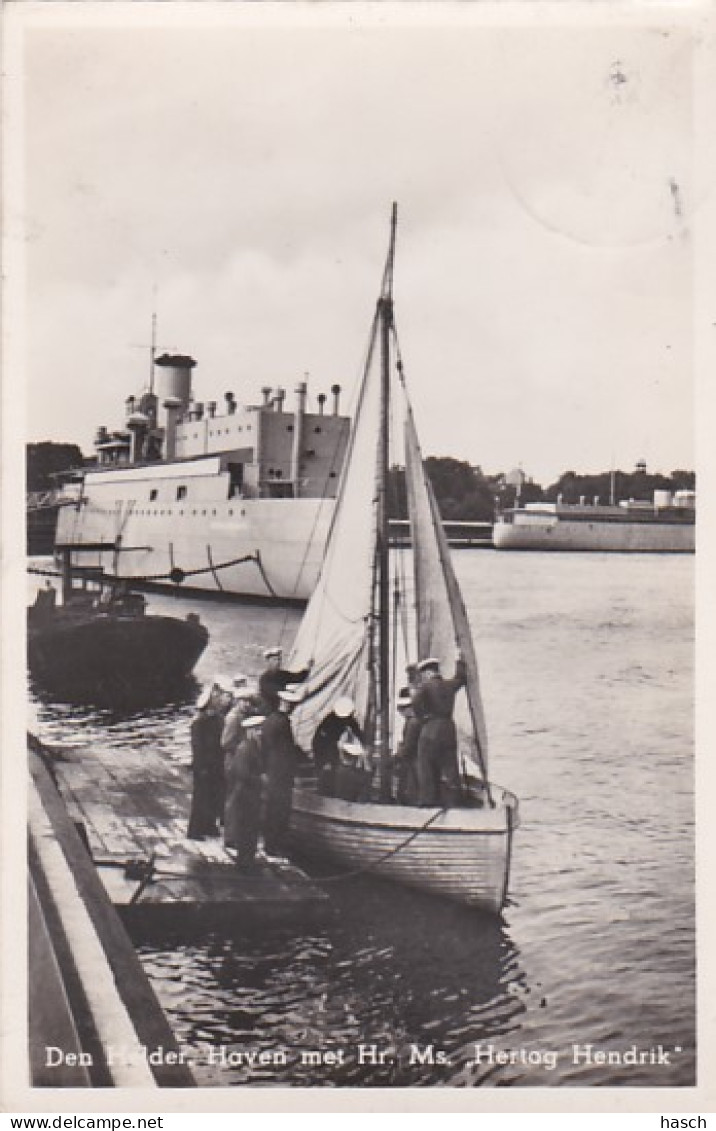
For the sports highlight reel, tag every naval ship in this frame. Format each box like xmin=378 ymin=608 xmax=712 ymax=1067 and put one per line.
xmin=55 ymin=354 xmax=350 ymax=600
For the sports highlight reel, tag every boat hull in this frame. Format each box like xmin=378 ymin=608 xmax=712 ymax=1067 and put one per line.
xmin=27 ymin=612 xmax=208 ymax=705
xmin=56 ymin=491 xmax=334 ymax=601
xmin=493 ymin=515 xmax=695 ymax=552
xmin=288 ymin=784 xmax=517 ymax=915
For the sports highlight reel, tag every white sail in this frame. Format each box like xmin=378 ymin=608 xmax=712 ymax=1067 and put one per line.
xmin=288 ymin=320 xmax=382 ymax=752
xmin=403 ymin=405 xmax=490 ymax=780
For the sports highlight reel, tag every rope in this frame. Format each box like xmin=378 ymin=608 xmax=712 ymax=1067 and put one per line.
xmin=305 ymin=805 xmax=447 ymax=883
xmin=27 ymin=552 xmax=263 ymax=587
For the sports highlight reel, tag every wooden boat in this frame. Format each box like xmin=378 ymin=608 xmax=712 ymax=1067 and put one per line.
xmin=28 ymin=557 xmax=208 ymax=706
xmin=285 ymin=205 xmax=519 ymax=915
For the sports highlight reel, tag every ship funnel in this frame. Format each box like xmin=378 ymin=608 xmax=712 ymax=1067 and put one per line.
xmin=225 ymin=392 xmax=237 ymax=415
xmin=207 ymin=401 xmax=217 ymax=419
xmin=275 ymin=387 xmax=286 ymax=413
xmin=262 ymin=386 xmax=272 ymax=406
xmin=331 ymin=384 xmax=341 ymax=415
xmin=317 ymin=393 xmax=326 ymax=416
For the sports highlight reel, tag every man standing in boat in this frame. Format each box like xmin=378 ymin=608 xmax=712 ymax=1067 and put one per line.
xmin=260 ymin=687 xmax=303 ymax=861
xmin=412 ymin=654 xmax=466 ymax=807
xmin=258 ymin=647 xmax=312 ymax=713
xmin=394 ymin=687 xmax=421 ymax=805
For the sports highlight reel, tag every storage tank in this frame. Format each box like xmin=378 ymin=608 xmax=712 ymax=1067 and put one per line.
xmin=653 ymin=489 xmax=672 ymax=509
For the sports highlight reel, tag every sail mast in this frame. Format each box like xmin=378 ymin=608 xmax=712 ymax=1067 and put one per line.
xmin=377 ymin=203 xmax=398 ymax=800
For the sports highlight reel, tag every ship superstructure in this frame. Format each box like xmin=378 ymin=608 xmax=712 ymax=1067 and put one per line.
xmin=493 ymin=490 xmax=695 ymax=552
xmin=55 ymin=355 xmax=351 ymax=600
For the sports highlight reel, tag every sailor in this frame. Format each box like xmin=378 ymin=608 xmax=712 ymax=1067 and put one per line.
xmin=260 ymin=688 xmax=303 ymax=860
xmin=224 ymin=714 xmax=265 ymax=870
xmin=258 ymin=647 xmax=311 ymax=713
xmin=412 ymin=654 xmax=467 ymax=807
xmin=187 ymin=684 xmax=226 ymax=839
xmin=312 ymin=696 xmax=365 ymax=796
xmin=332 ymin=733 xmax=373 ymax=802
xmin=221 ymin=675 xmax=261 ymax=762
xmin=394 ymin=687 xmax=421 ymax=805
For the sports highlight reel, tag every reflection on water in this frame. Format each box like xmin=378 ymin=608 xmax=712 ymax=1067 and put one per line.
xmin=28 ymin=554 xmax=696 ymax=1087
xmin=133 ymin=879 xmax=528 ymax=1087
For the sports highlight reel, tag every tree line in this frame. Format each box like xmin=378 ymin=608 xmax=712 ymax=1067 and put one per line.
xmin=389 ymin=459 xmax=696 ymax=523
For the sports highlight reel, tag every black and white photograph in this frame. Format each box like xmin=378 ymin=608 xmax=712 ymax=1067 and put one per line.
xmin=2 ymin=0 xmax=714 ymax=1113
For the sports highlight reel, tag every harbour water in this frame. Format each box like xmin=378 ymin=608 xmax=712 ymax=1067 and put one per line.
xmin=28 ymin=551 xmax=695 ymax=1088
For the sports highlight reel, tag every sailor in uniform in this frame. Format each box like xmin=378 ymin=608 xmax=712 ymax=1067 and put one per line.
xmin=312 ymin=696 xmax=365 ymax=796
xmin=260 ymin=687 xmax=303 ymax=860
xmin=258 ymin=646 xmax=311 ymax=713
xmin=187 ymin=683 xmax=225 ymax=839
xmin=224 ymin=714 xmax=265 ymax=870
xmin=412 ymin=654 xmax=466 ymax=807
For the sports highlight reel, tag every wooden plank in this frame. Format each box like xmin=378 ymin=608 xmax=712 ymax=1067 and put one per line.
xmin=42 ymin=738 xmax=327 ymax=917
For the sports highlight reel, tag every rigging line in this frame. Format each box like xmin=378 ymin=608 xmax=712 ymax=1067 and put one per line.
xmin=206 ymin=544 xmax=224 ymax=592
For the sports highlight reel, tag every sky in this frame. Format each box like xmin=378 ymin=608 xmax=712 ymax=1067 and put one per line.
xmin=18 ymin=5 xmax=696 ymax=486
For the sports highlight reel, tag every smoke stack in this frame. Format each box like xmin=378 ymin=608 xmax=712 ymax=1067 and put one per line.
xmin=262 ymin=386 xmax=272 ymax=406
xmin=207 ymin=401 xmax=217 ymax=419
xmin=317 ymin=393 xmax=326 ymax=416
xmin=275 ymin=387 xmax=286 ymax=413
xmin=194 ymin=402 xmax=204 ymax=420
xmin=331 ymin=383 xmax=341 ymax=416
xmin=225 ymin=392 xmax=237 ymax=415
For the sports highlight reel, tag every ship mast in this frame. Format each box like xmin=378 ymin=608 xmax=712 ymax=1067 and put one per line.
xmin=377 ymin=203 xmax=398 ymax=801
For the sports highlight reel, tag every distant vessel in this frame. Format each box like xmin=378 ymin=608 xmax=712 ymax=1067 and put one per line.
xmin=55 ymin=353 xmax=351 ymax=600
xmin=493 ymin=490 xmax=695 ymax=552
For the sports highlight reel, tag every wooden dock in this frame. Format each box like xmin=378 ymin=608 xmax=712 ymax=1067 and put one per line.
xmin=36 ymin=738 xmax=328 ymax=925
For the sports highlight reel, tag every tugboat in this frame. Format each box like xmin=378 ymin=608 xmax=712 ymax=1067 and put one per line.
xmin=28 ymin=548 xmax=209 ymax=706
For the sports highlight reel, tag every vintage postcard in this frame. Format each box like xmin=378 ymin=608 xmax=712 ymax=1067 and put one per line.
xmin=2 ymin=0 xmax=714 ymax=1116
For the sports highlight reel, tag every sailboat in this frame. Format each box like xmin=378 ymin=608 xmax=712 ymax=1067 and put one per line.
xmin=286 ymin=205 xmax=518 ymax=914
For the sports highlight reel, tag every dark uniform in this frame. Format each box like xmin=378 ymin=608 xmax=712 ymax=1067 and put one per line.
xmin=395 ymin=713 xmax=421 ymax=805
xmin=187 ymin=709 xmax=225 ymax=839
xmin=258 ymin=665 xmax=310 ymax=713
xmin=412 ymin=659 xmax=467 ymax=807
xmin=224 ymin=732 xmax=263 ymax=868
xmin=261 ymin=709 xmax=299 ymax=857
xmin=312 ymin=712 xmax=365 ymax=796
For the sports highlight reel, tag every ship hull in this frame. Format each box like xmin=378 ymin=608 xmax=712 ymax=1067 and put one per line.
xmin=288 ymin=783 xmax=518 ymax=915
xmin=55 ymin=471 xmax=335 ymax=601
xmin=28 ymin=612 xmax=209 ymax=705
xmin=493 ymin=515 xmax=694 ymax=552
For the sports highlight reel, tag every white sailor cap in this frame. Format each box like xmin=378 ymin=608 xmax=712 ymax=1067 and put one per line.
xmin=396 ymin=691 xmax=413 ymax=709
xmin=416 ymin=657 xmax=441 ymax=673
xmin=340 ymin=738 xmax=364 ymax=757
xmin=263 ymin=646 xmax=282 ymax=660
xmin=333 ymin=696 xmax=354 ymax=718
xmin=278 ymin=688 xmax=302 ymax=705
xmin=233 ymin=686 xmax=256 ymax=702
xmin=196 ymin=687 xmax=212 ymax=709
xmin=242 ymin=715 xmax=266 ymax=730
